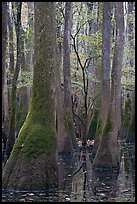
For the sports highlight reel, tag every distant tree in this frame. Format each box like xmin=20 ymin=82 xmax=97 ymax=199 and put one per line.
xmin=4 ymin=2 xmax=22 ymax=161
xmin=2 ymin=2 xmax=9 ymax=130
xmin=16 ymin=2 xmax=34 ymax=134
xmin=126 ymin=90 xmax=135 ymax=143
xmin=93 ymin=2 xmax=111 ymax=154
xmin=2 ymin=2 xmax=9 ymax=162
xmin=93 ymin=2 xmax=124 ymax=168
xmin=7 ymin=2 xmax=14 ymax=74
xmin=63 ymin=2 xmax=77 ymax=150
xmin=3 ymin=2 xmax=58 ymax=190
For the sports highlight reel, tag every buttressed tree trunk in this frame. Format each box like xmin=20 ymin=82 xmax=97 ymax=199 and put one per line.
xmin=93 ymin=2 xmax=124 ymax=169
xmin=63 ymin=2 xmax=77 ymax=150
xmin=93 ymin=2 xmax=111 ymax=154
xmin=2 ymin=2 xmax=58 ymax=190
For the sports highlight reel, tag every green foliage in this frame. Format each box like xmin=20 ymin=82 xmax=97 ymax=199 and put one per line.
xmin=121 ymin=76 xmax=135 ymax=89
xmin=122 ymin=66 xmax=135 ymax=75
xmin=17 ymin=69 xmax=33 ymax=88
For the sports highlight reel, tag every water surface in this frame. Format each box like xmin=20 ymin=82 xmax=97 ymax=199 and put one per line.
xmin=2 ymin=142 xmax=135 ymax=202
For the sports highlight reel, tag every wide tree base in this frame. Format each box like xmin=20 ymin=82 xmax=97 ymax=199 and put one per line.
xmin=2 ymin=152 xmax=58 ymax=191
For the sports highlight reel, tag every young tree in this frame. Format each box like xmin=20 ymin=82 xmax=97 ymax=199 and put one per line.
xmin=93 ymin=2 xmax=124 ymax=169
xmin=3 ymin=2 xmax=58 ymax=190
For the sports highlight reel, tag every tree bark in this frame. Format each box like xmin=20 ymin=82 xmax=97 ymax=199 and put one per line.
xmin=2 ymin=2 xmax=9 ymax=162
xmin=93 ymin=2 xmax=111 ymax=154
xmin=5 ymin=2 xmax=22 ymax=160
xmin=56 ymin=31 xmax=73 ymax=154
xmin=7 ymin=2 xmax=14 ymax=74
xmin=126 ymin=90 xmax=135 ymax=143
xmin=2 ymin=2 xmax=58 ymax=190
xmin=63 ymin=2 xmax=77 ymax=150
xmin=93 ymin=2 xmax=124 ymax=169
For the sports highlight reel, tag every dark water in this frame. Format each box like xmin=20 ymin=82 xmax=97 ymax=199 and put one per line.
xmin=2 ymin=142 xmax=135 ymax=202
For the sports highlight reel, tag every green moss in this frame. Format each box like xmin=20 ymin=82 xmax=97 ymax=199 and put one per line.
xmin=122 ymin=98 xmax=132 ymax=127
xmin=11 ymin=99 xmax=56 ymax=159
xmin=96 ymin=117 xmax=102 ymax=136
xmin=90 ymin=110 xmax=99 ymax=128
xmin=102 ymin=113 xmax=112 ymax=139
xmin=64 ymin=116 xmax=74 ymax=131
xmin=88 ymin=110 xmax=99 ymax=139
xmin=22 ymin=124 xmax=56 ymax=157
xmin=128 ymin=117 xmax=135 ymax=132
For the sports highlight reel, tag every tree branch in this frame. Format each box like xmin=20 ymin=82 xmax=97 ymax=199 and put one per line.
xmin=71 ymin=96 xmax=85 ymax=127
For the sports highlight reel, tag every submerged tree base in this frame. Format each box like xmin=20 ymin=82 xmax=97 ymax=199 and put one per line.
xmin=2 ymin=109 xmax=58 ymax=190
xmin=2 ymin=152 xmax=58 ymax=191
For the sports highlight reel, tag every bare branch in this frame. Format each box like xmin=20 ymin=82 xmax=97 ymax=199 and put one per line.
xmin=71 ymin=34 xmax=84 ymax=69
xmin=73 ymin=20 xmax=89 ymax=38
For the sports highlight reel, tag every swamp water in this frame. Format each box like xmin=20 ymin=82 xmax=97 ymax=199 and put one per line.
xmin=2 ymin=142 xmax=135 ymax=202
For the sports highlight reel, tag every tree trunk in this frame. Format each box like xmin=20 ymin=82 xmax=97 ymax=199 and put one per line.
xmin=93 ymin=2 xmax=124 ymax=169
xmin=16 ymin=24 xmax=32 ymax=135
xmin=63 ymin=2 xmax=77 ymax=150
xmin=56 ymin=29 xmax=73 ymax=154
xmin=26 ymin=2 xmax=34 ymax=72
xmin=93 ymin=2 xmax=111 ymax=154
xmin=127 ymin=2 xmax=134 ymax=68
xmin=126 ymin=90 xmax=135 ymax=143
xmin=2 ymin=2 xmax=58 ymax=190
xmin=5 ymin=2 xmax=22 ymax=160
xmin=2 ymin=2 xmax=8 ymax=124
xmin=2 ymin=2 xmax=9 ymax=161
xmin=7 ymin=2 xmax=14 ymax=74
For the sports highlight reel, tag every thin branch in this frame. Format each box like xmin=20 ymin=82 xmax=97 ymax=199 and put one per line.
xmin=71 ymin=96 xmax=85 ymax=127
xmin=87 ymin=92 xmax=101 ymax=114
xmin=59 ymin=5 xmax=65 ymax=19
xmin=73 ymin=20 xmax=89 ymax=38
xmin=11 ymin=2 xmax=17 ymax=28
xmin=83 ymin=57 xmax=91 ymax=69
xmin=71 ymin=34 xmax=84 ymax=69
xmin=72 ymin=110 xmax=85 ymax=128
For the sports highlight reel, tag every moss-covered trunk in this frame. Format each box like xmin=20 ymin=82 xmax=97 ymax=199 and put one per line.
xmin=93 ymin=109 xmax=120 ymax=168
xmin=2 ymin=2 xmax=58 ymax=190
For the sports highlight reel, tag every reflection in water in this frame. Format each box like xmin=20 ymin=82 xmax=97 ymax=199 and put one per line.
xmin=70 ymin=142 xmax=135 ymax=202
xmin=91 ymin=167 xmax=118 ymax=202
xmin=116 ymin=142 xmax=135 ymax=202
xmin=2 ymin=142 xmax=135 ymax=202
